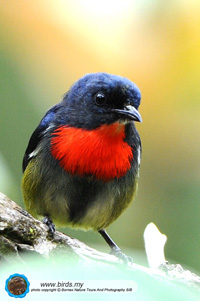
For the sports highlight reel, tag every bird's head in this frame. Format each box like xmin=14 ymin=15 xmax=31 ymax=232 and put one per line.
xmin=58 ymin=72 xmax=142 ymax=129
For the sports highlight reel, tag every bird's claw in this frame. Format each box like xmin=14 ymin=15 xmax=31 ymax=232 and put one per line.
xmin=43 ymin=216 xmax=55 ymax=237
xmin=110 ymin=248 xmax=133 ymax=265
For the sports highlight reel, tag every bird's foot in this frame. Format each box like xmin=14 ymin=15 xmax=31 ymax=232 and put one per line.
xmin=43 ymin=216 xmax=55 ymax=237
xmin=110 ymin=247 xmax=133 ymax=265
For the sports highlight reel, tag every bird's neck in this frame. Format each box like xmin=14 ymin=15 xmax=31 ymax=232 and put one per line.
xmin=51 ymin=122 xmax=133 ymax=181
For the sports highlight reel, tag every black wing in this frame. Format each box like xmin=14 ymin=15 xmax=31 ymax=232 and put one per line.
xmin=22 ymin=103 xmax=60 ymax=172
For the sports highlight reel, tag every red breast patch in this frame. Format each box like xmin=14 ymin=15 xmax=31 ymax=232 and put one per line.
xmin=51 ymin=122 xmax=133 ymax=181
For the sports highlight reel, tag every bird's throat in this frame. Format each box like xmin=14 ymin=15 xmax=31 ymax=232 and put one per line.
xmin=51 ymin=122 xmax=133 ymax=181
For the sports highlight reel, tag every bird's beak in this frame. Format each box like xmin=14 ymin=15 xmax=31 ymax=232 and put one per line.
xmin=112 ymin=105 xmax=142 ymax=122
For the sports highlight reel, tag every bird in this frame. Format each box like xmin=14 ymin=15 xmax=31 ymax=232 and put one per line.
xmin=21 ymin=72 xmax=142 ymax=262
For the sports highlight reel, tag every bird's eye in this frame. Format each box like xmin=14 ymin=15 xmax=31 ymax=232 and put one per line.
xmin=95 ymin=92 xmax=106 ymax=106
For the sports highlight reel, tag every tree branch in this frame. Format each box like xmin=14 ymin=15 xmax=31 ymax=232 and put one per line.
xmin=0 ymin=192 xmax=200 ymax=296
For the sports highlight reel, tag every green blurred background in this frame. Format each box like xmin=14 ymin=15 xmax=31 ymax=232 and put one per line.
xmin=0 ymin=0 xmax=200 ymax=272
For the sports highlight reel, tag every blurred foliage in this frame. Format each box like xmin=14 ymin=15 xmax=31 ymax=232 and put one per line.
xmin=0 ymin=0 xmax=200 ymax=273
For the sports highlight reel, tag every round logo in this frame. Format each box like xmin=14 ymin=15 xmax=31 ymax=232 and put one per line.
xmin=5 ymin=274 xmax=30 ymax=298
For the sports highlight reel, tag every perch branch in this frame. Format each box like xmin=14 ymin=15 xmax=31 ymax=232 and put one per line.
xmin=0 ymin=192 xmax=200 ymax=291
